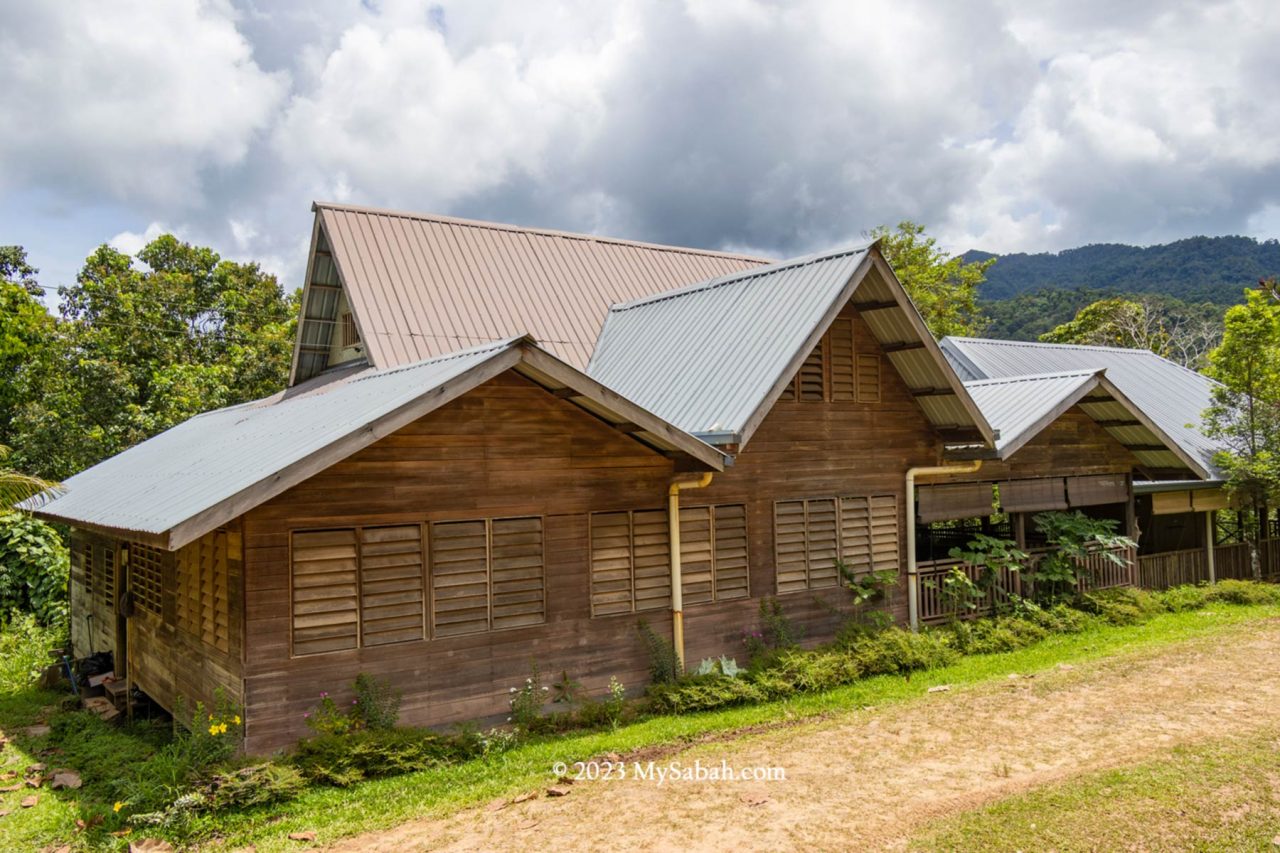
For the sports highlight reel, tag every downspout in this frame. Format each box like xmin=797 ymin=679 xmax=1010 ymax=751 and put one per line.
xmin=907 ymin=460 xmax=983 ymax=632
xmin=669 ymin=472 xmax=714 ymax=672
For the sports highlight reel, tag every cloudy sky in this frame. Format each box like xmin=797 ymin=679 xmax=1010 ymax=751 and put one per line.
xmin=3 ymin=0 xmax=1279 ymax=293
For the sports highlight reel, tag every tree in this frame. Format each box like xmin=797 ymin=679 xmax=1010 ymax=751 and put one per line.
xmin=870 ymin=221 xmax=992 ymax=339
xmin=1040 ymin=295 xmax=1222 ymax=369
xmin=1203 ymin=289 xmax=1280 ymax=579
xmin=10 ymin=235 xmax=299 ymax=480
xmin=0 ymin=256 xmax=57 ymax=449
xmin=0 ymin=246 xmax=41 ymax=297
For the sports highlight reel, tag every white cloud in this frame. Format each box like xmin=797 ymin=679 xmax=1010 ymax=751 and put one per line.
xmin=0 ymin=0 xmax=287 ymax=206
xmin=6 ymin=0 xmax=1280 ymax=289
xmin=108 ymin=223 xmax=175 ymax=258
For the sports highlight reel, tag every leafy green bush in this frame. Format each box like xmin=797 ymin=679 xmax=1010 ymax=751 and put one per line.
xmin=637 ymin=619 xmax=681 ymax=684
xmin=0 ymin=610 xmax=66 ymax=692
xmin=945 ymin=617 xmax=1047 ymax=656
xmin=354 ymin=671 xmax=401 ymax=730
xmin=1205 ymin=579 xmax=1280 ymax=606
xmin=1155 ymin=584 xmax=1212 ymax=612
xmin=646 ymin=674 xmax=768 ymax=714
xmin=754 ymin=648 xmax=862 ymax=694
xmin=1078 ymin=586 xmax=1166 ymax=625
xmin=289 ymin=728 xmax=483 ymax=786
xmin=204 ymin=762 xmax=306 ymax=811
xmin=843 ymin=627 xmax=958 ymax=675
xmin=0 ymin=510 xmax=69 ymax=626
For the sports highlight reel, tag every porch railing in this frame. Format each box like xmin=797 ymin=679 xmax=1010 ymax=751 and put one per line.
xmin=1137 ymin=538 xmax=1280 ymax=590
xmin=916 ymin=543 xmax=1137 ymax=625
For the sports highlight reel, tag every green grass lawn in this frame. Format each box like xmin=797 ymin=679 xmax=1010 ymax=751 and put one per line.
xmin=910 ymin=729 xmax=1280 ymax=852
xmin=2 ymin=603 xmax=1277 ymax=851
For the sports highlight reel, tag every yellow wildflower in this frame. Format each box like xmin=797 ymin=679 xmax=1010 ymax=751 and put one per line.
xmin=218 ymin=723 xmax=229 ymax=735
xmin=208 ymin=723 xmax=220 ymax=736
xmin=233 ymin=715 xmax=241 ymax=725
xmin=113 ymin=801 xmax=124 ymax=813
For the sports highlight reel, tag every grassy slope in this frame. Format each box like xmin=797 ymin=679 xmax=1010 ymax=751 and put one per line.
xmin=2 ymin=605 xmax=1275 ymax=851
xmin=215 ymin=605 xmax=1279 ymax=852
xmin=911 ymin=730 xmax=1280 ymax=852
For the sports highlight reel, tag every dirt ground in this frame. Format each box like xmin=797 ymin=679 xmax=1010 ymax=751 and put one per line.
xmin=333 ymin=617 xmax=1280 ymax=852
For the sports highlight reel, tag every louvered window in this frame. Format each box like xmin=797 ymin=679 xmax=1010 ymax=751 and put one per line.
xmin=677 ymin=504 xmax=751 ymax=606
xmin=776 ymin=495 xmax=899 ymax=591
xmin=797 ymin=338 xmax=827 ymax=401
xmin=856 ymin=354 xmax=881 ymax=403
xmin=780 ymin=319 xmax=866 ymax=404
xmin=291 ymin=518 xmax=544 ymax=656
xmin=360 ymin=525 xmax=426 ymax=646
xmin=590 ymin=509 xmax=671 ymax=616
xmin=130 ymin=544 xmax=164 ymax=616
xmin=177 ymin=531 xmax=232 ymax=653
xmin=340 ymin=311 xmax=360 ymax=347
xmin=101 ymin=548 xmax=116 ymax=609
xmin=291 ymin=529 xmax=360 ymax=656
xmin=429 ymin=517 xmax=546 ymax=636
xmin=774 ymin=498 xmax=839 ymax=592
xmin=829 ymin=318 xmax=856 ymax=401
xmin=81 ymin=543 xmax=95 ymax=601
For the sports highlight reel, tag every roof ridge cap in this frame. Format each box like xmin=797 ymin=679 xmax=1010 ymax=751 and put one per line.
xmin=313 ymin=201 xmax=771 ymax=264
xmin=608 ymin=243 xmax=873 ymax=312
xmin=963 ymin=368 xmax=1101 ymax=387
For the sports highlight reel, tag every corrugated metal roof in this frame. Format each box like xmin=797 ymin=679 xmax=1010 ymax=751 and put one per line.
xmin=962 ymin=371 xmax=1100 ymax=457
xmin=31 ymin=339 xmax=521 ymax=543
xmin=30 ymin=337 xmax=726 ymax=548
xmin=588 ymin=246 xmax=871 ymax=440
xmin=587 ymin=245 xmax=993 ymax=447
xmin=299 ymin=202 xmax=768 ymax=379
xmin=941 ymin=337 xmax=1222 ymax=476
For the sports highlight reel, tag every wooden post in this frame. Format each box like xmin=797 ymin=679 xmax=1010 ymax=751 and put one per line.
xmin=1204 ymin=511 xmax=1216 ymax=585
xmin=1014 ymin=513 xmax=1027 ymax=598
xmin=1125 ymin=475 xmax=1139 ymax=586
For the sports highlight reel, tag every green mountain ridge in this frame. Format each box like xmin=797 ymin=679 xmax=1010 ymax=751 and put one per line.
xmin=967 ymin=234 xmax=1280 ymax=341
xmin=965 ymin=235 xmax=1280 ymax=304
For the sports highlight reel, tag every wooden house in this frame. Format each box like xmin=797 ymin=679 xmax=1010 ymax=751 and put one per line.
xmin=30 ymin=203 xmax=1230 ymax=752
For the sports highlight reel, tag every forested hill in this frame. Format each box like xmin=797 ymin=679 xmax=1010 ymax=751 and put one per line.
xmin=966 ymin=235 xmax=1280 ymax=303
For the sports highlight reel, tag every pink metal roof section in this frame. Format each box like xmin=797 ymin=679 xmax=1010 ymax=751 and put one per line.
xmin=307 ymin=202 xmax=769 ymax=376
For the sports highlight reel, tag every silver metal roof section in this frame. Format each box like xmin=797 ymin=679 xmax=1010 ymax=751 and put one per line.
xmin=28 ymin=337 xmax=727 ymax=550
xmin=940 ymin=336 xmax=1222 ymax=478
xmin=588 ymin=244 xmax=996 ymax=450
xmin=957 ymin=369 xmax=1209 ymax=477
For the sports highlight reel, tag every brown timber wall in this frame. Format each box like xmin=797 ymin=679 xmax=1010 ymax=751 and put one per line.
xmin=239 ymin=308 xmax=947 ymax=752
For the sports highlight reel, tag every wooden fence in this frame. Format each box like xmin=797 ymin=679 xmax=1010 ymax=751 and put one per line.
xmin=1137 ymin=538 xmax=1280 ymax=590
xmin=916 ymin=543 xmax=1137 ymax=625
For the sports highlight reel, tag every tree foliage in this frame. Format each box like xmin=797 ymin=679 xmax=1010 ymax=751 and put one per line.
xmin=0 ymin=510 xmax=69 ymax=626
xmin=871 ymin=221 xmax=992 ymax=339
xmin=9 ymin=236 xmax=299 ymax=480
xmin=1203 ymin=286 xmax=1280 ymax=577
xmin=1040 ymin=295 xmax=1222 ymax=369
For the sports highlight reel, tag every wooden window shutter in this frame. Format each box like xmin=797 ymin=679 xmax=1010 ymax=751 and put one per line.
xmin=869 ymin=495 xmax=901 ymax=573
xmin=590 ymin=512 xmax=634 ymax=616
xmin=490 ymin=517 xmax=545 ymax=630
xmin=176 ymin=543 xmax=196 ymax=637
xmin=631 ymin=510 xmax=671 ymax=612
xmin=82 ymin=543 xmax=94 ymax=601
xmin=839 ymin=496 xmax=872 ymax=575
xmin=774 ymin=500 xmax=809 ymax=593
xmin=130 ymin=544 xmax=164 ymax=616
xmin=359 ymin=525 xmax=426 ymax=646
xmin=177 ymin=532 xmax=231 ymax=652
xmin=340 ymin=311 xmax=360 ymax=347
xmin=430 ymin=520 xmax=490 ymax=637
xmin=679 ymin=506 xmax=714 ymax=606
xmin=797 ymin=338 xmax=827 ymax=401
xmin=712 ymin=504 xmax=750 ymax=600
xmin=101 ymin=547 xmax=116 ymax=608
xmin=806 ymin=498 xmax=840 ymax=588
xmin=212 ymin=532 xmax=230 ymax=652
xmin=829 ymin=319 xmax=856 ymax=401
xmin=291 ymin=529 xmax=359 ymax=656
xmin=856 ymin=354 xmax=881 ymax=403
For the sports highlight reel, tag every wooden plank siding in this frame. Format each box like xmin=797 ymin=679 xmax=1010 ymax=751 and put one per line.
xmin=67 ymin=526 xmax=245 ymax=721
xmin=238 ymin=303 xmax=947 ymax=752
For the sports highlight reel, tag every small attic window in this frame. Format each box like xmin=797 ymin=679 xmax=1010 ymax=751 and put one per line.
xmin=340 ymin=312 xmax=361 ymax=348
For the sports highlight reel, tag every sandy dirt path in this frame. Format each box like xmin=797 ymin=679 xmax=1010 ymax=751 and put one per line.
xmin=333 ymin=617 xmax=1280 ymax=852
